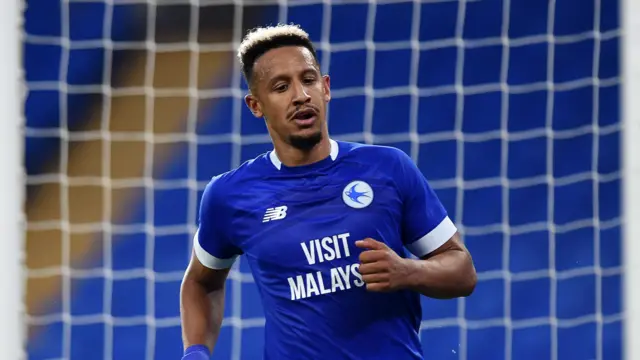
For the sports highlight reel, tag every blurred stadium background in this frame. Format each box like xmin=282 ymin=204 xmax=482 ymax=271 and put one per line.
xmin=15 ymin=0 xmax=633 ymax=359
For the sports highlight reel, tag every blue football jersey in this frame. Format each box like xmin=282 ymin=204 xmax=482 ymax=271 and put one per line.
xmin=194 ymin=139 xmax=457 ymax=360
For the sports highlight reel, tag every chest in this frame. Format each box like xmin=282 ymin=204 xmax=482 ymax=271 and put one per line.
xmin=229 ymin=173 xmax=405 ymax=269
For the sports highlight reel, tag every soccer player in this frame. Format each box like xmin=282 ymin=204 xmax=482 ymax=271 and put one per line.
xmin=180 ymin=24 xmax=477 ymax=360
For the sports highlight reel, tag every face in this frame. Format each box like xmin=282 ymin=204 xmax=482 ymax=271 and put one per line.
xmin=244 ymin=46 xmax=331 ymax=151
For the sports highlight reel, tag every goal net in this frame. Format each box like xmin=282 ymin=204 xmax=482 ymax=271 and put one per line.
xmin=22 ymin=0 xmax=623 ymax=359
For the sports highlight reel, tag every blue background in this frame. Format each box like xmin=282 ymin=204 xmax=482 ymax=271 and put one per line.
xmin=23 ymin=1 xmax=622 ymax=359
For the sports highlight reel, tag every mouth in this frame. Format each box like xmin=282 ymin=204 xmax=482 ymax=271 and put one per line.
xmin=291 ymin=108 xmax=318 ymax=127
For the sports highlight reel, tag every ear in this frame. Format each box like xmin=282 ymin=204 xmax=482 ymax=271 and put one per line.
xmin=244 ymin=93 xmax=263 ymax=118
xmin=322 ymin=74 xmax=331 ymax=103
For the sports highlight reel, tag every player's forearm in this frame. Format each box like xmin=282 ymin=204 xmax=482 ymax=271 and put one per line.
xmin=402 ymin=250 xmax=476 ymax=299
xmin=180 ymin=279 xmax=225 ymax=352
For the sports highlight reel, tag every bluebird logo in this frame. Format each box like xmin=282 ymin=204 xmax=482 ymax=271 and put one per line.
xmin=342 ymin=180 xmax=374 ymax=209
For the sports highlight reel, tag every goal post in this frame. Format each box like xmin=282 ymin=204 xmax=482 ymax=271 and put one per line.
xmin=622 ymin=0 xmax=640 ymax=358
xmin=0 ymin=0 xmax=25 ymax=359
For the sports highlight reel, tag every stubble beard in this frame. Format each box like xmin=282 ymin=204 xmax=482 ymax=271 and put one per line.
xmin=288 ymin=130 xmax=323 ymax=151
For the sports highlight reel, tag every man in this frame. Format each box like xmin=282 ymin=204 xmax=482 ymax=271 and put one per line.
xmin=180 ymin=24 xmax=477 ymax=360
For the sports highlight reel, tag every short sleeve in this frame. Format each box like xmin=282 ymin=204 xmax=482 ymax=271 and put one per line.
xmin=193 ymin=177 xmax=242 ymax=269
xmin=395 ymin=150 xmax=457 ymax=258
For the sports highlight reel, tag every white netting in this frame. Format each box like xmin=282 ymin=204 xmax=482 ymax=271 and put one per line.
xmin=22 ymin=0 xmax=623 ymax=359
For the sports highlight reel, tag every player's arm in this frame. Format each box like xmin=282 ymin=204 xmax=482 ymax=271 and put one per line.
xmin=401 ymin=231 xmax=475 ymax=299
xmin=357 ymin=233 xmax=475 ymax=299
xmin=357 ymin=149 xmax=476 ymax=299
xmin=180 ymin=178 xmax=241 ymax=359
xmin=180 ymin=252 xmax=230 ymax=357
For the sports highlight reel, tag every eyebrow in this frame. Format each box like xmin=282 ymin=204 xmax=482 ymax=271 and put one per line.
xmin=266 ymin=67 xmax=318 ymax=85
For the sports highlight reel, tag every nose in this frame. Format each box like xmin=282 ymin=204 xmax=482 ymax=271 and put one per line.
xmin=291 ymin=81 xmax=311 ymax=106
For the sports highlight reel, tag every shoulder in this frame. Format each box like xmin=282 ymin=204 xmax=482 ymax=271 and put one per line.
xmin=337 ymin=140 xmax=413 ymax=165
xmin=202 ymin=153 xmax=271 ymax=204
xmin=336 ymin=141 xmax=421 ymax=192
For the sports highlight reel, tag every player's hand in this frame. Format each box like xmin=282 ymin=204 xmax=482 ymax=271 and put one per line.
xmin=355 ymin=238 xmax=410 ymax=292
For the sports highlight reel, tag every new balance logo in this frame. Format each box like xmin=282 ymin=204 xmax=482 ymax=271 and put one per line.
xmin=263 ymin=206 xmax=288 ymax=223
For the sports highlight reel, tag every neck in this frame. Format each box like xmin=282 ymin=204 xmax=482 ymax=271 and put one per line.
xmin=273 ymin=133 xmax=331 ymax=167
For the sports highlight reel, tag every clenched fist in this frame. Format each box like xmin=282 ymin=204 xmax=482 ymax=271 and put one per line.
xmin=355 ymin=238 xmax=411 ymax=292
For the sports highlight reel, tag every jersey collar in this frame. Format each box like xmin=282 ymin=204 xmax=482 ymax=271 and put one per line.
xmin=269 ymin=139 xmax=339 ymax=170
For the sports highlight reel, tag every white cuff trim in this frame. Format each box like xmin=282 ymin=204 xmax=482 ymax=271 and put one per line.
xmin=405 ymin=216 xmax=457 ymax=258
xmin=193 ymin=230 xmax=238 ymax=269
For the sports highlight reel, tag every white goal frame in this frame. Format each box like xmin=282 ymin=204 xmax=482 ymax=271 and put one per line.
xmin=622 ymin=0 xmax=640 ymax=359
xmin=0 ymin=0 xmax=25 ymax=359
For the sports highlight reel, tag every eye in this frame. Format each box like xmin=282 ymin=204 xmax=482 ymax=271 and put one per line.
xmin=273 ymin=83 xmax=288 ymax=92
